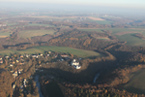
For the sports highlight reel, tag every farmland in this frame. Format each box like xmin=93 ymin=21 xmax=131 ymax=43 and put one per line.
xmin=123 ymin=69 xmax=145 ymax=94
xmin=1 ymin=9 xmax=145 ymax=97
xmin=116 ymin=34 xmax=145 ymax=46
xmin=18 ymin=29 xmax=56 ymax=38
xmin=26 ymin=23 xmax=55 ymax=27
xmin=87 ymin=17 xmax=112 ymax=24
xmin=78 ymin=27 xmax=145 ymax=46
xmin=0 ymin=32 xmax=11 ymax=38
xmin=0 ymin=46 xmax=102 ymax=58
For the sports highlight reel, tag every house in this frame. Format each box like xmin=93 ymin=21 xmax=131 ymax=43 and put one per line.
xmin=71 ymin=59 xmax=79 ymax=66
xmin=54 ymin=55 xmax=58 ymax=58
xmin=26 ymin=54 xmax=30 ymax=58
xmin=71 ymin=59 xmax=81 ymax=69
xmin=10 ymin=70 xmax=14 ymax=73
xmin=0 ymin=60 xmax=3 ymax=64
xmin=48 ymin=51 xmax=51 ymax=54
xmin=61 ymin=54 xmax=69 ymax=60
xmin=74 ymin=65 xmax=81 ymax=69
xmin=0 ymin=24 xmax=7 ymax=27
xmin=0 ymin=57 xmax=2 ymax=60
xmin=16 ymin=60 xmax=19 ymax=63
xmin=12 ymin=61 xmax=15 ymax=64
xmin=18 ymin=69 xmax=23 ymax=72
xmin=12 ymin=84 xmax=16 ymax=89
xmin=12 ymin=82 xmax=16 ymax=89
xmin=20 ymin=55 xmax=24 ymax=58
xmin=23 ymin=79 xmax=27 ymax=87
xmin=61 ymin=55 xmax=68 ymax=58
xmin=40 ymin=53 xmax=43 ymax=56
xmin=18 ymin=69 xmax=23 ymax=74
xmin=12 ymin=71 xmax=18 ymax=78
xmin=32 ymin=55 xmax=37 ymax=58
xmin=10 ymin=64 xmax=13 ymax=67
xmin=5 ymin=56 xmax=9 ymax=59
xmin=20 ymin=62 xmax=25 ymax=65
xmin=32 ymin=55 xmax=39 ymax=58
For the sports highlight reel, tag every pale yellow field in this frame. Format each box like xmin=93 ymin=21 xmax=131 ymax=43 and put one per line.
xmin=88 ymin=17 xmax=104 ymax=21
xmin=18 ymin=29 xmax=55 ymax=38
xmin=0 ymin=36 xmax=8 ymax=38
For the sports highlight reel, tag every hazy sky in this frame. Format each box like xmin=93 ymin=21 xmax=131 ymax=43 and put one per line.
xmin=1 ymin=0 xmax=145 ymax=9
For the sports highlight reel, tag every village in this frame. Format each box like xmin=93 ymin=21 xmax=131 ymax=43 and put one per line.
xmin=0 ymin=50 xmax=82 ymax=95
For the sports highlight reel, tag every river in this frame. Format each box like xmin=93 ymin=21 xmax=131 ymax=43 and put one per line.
xmin=93 ymin=73 xmax=100 ymax=83
xmin=34 ymin=75 xmax=44 ymax=97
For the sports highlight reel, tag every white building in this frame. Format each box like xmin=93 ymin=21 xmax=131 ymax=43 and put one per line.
xmin=71 ymin=59 xmax=81 ymax=69
xmin=12 ymin=71 xmax=18 ymax=78
xmin=10 ymin=64 xmax=13 ymax=67
xmin=23 ymin=79 xmax=27 ymax=87
xmin=74 ymin=65 xmax=81 ymax=69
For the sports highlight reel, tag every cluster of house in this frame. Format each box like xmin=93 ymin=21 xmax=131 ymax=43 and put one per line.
xmin=12 ymin=78 xmax=28 ymax=93
xmin=56 ymin=54 xmax=81 ymax=69
xmin=6 ymin=53 xmax=48 ymax=78
xmin=0 ymin=24 xmax=7 ymax=27
xmin=0 ymin=57 xmax=3 ymax=64
xmin=0 ymin=51 xmax=82 ymax=78
xmin=12 ymin=69 xmax=23 ymax=78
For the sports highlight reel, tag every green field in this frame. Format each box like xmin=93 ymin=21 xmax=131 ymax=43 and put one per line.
xmin=96 ymin=28 xmax=144 ymax=34
xmin=123 ymin=69 xmax=145 ymax=94
xmin=116 ymin=34 xmax=145 ymax=46
xmin=78 ymin=27 xmax=145 ymax=46
xmin=0 ymin=46 xmax=101 ymax=58
xmin=78 ymin=28 xmax=104 ymax=33
xmin=18 ymin=29 xmax=55 ymax=38
xmin=95 ymin=20 xmax=113 ymax=25
xmin=79 ymin=28 xmax=145 ymax=34
xmin=78 ymin=28 xmax=138 ymax=34
xmin=27 ymin=24 xmax=55 ymax=27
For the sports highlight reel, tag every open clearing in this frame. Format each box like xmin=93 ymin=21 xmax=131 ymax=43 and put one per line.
xmin=87 ymin=17 xmax=104 ymax=21
xmin=0 ymin=32 xmax=11 ymax=38
xmin=0 ymin=36 xmax=8 ymax=38
xmin=77 ymin=28 xmax=104 ymax=33
xmin=116 ymin=33 xmax=145 ymax=46
xmin=26 ymin=24 xmax=55 ymax=27
xmin=122 ymin=69 xmax=145 ymax=94
xmin=86 ymin=18 xmax=112 ymax=24
xmin=115 ymin=31 xmax=141 ymax=36
xmin=0 ymin=46 xmax=102 ymax=58
xmin=18 ymin=29 xmax=55 ymax=38
xmin=78 ymin=28 xmax=145 ymax=35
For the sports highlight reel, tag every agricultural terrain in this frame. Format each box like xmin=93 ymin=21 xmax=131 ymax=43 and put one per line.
xmin=1 ymin=11 xmax=145 ymax=97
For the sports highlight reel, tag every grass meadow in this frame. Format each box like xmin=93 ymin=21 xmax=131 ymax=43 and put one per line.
xmin=78 ymin=27 xmax=145 ymax=46
xmin=0 ymin=46 xmax=101 ymax=58
xmin=18 ymin=29 xmax=55 ymax=38
xmin=123 ymin=69 xmax=145 ymax=94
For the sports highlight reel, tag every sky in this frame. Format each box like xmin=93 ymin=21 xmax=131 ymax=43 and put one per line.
xmin=1 ymin=0 xmax=145 ymax=9
xmin=0 ymin=0 xmax=145 ymax=18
